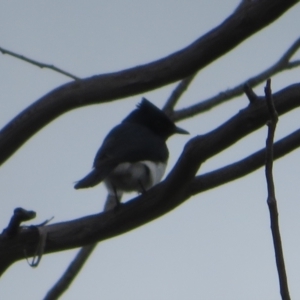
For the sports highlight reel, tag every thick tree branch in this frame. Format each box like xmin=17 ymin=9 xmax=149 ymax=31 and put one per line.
xmin=45 ymin=43 xmax=300 ymax=297
xmin=46 ymin=106 xmax=300 ymax=300
xmin=1 ymin=208 xmax=36 ymax=238
xmin=1 ymin=83 xmax=300 ymax=275
xmin=0 ymin=0 xmax=297 ymax=165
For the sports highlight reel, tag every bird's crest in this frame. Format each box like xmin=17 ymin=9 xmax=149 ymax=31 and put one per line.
xmin=136 ymin=98 xmax=163 ymax=115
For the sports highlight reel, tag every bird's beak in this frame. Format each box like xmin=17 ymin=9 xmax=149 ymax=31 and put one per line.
xmin=175 ymin=126 xmax=189 ymax=135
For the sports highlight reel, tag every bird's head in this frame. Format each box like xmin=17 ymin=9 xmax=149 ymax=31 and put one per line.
xmin=123 ymin=98 xmax=189 ymax=140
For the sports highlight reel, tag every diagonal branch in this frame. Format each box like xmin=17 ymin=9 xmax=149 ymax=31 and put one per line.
xmin=173 ymin=37 xmax=300 ymax=121
xmin=190 ymin=127 xmax=300 ymax=195
xmin=163 ymin=73 xmax=197 ymax=114
xmin=44 ymin=73 xmax=197 ymax=298
xmin=1 ymin=83 xmax=300 ymax=276
xmin=44 ymin=35 xmax=299 ymax=297
xmin=0 ymin=46 xmax=80 ymax=80
xmin=43 ymin=244 xmax=97 ymax=300
xmin=44 ymin=200 xmax=112 ymax=299
xmin=25 ymin=123 xmax=300 ymax=300
xmin=0 ymin=0 xmax=297 ymax=165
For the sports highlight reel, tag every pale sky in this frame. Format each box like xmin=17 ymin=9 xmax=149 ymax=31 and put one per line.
xmin=1 ymin=1 xmax=300 ymax=299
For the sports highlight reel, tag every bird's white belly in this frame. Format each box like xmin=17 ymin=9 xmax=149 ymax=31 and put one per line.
xmin=104 ymin=160 xmax=166 ymax=195
xmin=141 ymin=161 xmax=166 ymax=186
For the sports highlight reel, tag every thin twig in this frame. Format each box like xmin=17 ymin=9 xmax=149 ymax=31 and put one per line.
xmin=44 ymin=195 xmax=116 ymax=299
xmin=264 ymin=79 xmax=290 ymax=300
xmin=43 ymin=244 xmax=97 ymax=300
xmin=173 ymin=37 xmax=300 ymax=121
xmin=0 ymin=46 xmax=80 ymax=80
xmin=163 ymin=73 xmax=197 ymax=114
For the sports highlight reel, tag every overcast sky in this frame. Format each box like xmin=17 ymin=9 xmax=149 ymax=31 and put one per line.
xmin=1 ymin=1 xmax=300 ymax=299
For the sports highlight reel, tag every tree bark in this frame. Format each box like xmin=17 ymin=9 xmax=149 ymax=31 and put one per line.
xmin=1 ymin=83 xmax=300 ymax=275
xmin=0 ymin=0 xmax=297 ymax=165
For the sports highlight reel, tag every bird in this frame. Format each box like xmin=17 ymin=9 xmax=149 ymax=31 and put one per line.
xmin=74 ymin=98 xmax=189 ymax=210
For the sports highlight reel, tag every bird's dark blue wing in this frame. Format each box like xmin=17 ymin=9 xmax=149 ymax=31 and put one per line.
xmin=93 ymin=123 xmax=168 ymax=168
xmin=74 ymin=123 xmax=168 ymax=189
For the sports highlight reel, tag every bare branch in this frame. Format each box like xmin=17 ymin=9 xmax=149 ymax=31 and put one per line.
xmin=44 ymin=244 xmax=97 ymax=300
xmin=190 ymin=127 xmax=300 ymax=195
xmin=1 ymin=83 xmax=300 ymax=275
xmin=41 ymin=25 xmax=299 ymax=300
xmin=0 ymin=0 xmax=297 ymax=165
xmin=244 ymin=83 xmax=259 ymax=104
xmin=45 ymin=124 xmax=300 ymax=299
xmin=287 ymin=60 xmax=300 ymax=69
xmin=173 ymin=37 xmax=300 ymax=121
xmin=163 ymin=73 xmax=197 ymax=114
xmin=264 ymin=79 xmax=290 ymax=300
xmin=277 ymin=37 xmax=300 ymax=63
xmin=45 ymin=202 xmax=111 ymax=299
xmin=0 ymin=46 xmax=80 ymax=80
xmin=1 ymin=208 xmax=36 ymax=238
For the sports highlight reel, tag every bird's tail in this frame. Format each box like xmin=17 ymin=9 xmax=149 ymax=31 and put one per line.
xmin=74 ymin=169 xmax=104 ymax=189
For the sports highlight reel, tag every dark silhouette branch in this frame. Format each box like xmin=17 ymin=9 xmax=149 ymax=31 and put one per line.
xmin=190 ymin=127 xmax=300 ymax=195
xmin=173 ymin=37 xmax=300 ymax=121
xmin=43 ymin=244 xmax=97 ymax=300
xmin=0 ymin=46 xmax=80 ymax=80
xmin=45 ymin=114 xmax=300 ymax=300
xmin=0 ymin=0 xmax=297 ymax=165
xmin=44 ymin=201 xmax=111 ymax=299
xmin=44 ymin=54 xmax=300 ymax=298
xmin=1 ymin=208 xmax=36 ymax=238
xmin=264 ymin=80 xmax=290 ymax=300
xmin=46 ymin=72 xmax=196 ymax=298
xmin=1 ymin=83 xmax=300 ymax=276
xmin=163 ymin=73 xmax=197 ymax=114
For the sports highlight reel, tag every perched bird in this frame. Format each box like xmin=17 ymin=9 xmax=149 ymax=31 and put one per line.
xmin=74 ymin=98 xmax=189 ymax=210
